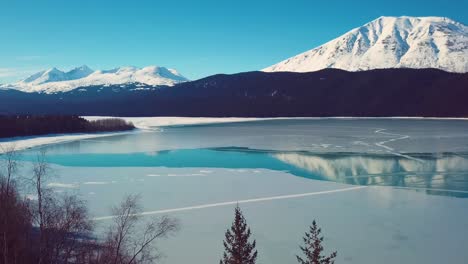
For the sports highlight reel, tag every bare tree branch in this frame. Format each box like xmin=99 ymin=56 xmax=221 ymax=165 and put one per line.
xmin=100 ymin=194 xmax=180 ymax=264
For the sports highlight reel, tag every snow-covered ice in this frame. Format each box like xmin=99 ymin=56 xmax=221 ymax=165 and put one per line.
xmin=31 ymin=165 xmax=468 ymax=264
xmin=0 ymin=117 xmax=272 ymax=153
xmin=83 ymin=116 xmax=272 ymax=129
xmin=0 ymin=131 xmax=131 ymax=154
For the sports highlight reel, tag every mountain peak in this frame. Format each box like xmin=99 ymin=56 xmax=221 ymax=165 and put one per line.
xmin=47 ymin=67 xmax=60 ymax=72
xmin=66 ymin=65 xmax=94 ymax=80
xmin=44 ymin=67 xmax=63 ymax=75
xmin=73 ymin=65 xmax=93 ymax=71
xmin=263 ymin=16 xmax=468 ymax=73
xmin=21 ymin=67 xmax=66 ymax=85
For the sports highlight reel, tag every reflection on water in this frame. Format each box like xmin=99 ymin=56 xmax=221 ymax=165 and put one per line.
xmin=273 ymin=152 xmax=468 ymax=197
xmin=13 ymin=147 xmax=468 ymax=198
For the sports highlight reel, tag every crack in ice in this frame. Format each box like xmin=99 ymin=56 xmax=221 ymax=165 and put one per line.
xmin=374 ymin=128 xmax=423 ymax=162
xmin=92 ymin=186 xmax=367 ymax=221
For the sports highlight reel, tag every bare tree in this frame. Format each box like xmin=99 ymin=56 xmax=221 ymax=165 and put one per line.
xmin=98 ymin=194 xmax=179 ymax=264
xmin=31 ymin=149 xmax=52 ymax=264
xmin=46 ymin=194 xmax=94 ymax=263
xmin=296 ymin=220 xmax=337 ymax=264
xmin=0 ymin=144 xmax=23 ymax=264
xmin=30 ymin=149 xmax=94 ymax=264
xmin=0 ymin=177 xmax=33 ymax=264
xmin=0 ymin=144 xmax=20 ymax=196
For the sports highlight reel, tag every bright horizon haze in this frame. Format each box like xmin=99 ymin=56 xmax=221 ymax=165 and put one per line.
xmin=1 ymin=0 xmax=467 ymax=83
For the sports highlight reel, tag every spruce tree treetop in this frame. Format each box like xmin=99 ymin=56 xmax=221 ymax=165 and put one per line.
xmin=220 ymin=205 xmax=258 ymax=264
xmin=296 ymin=220 xmax=337 ymax=264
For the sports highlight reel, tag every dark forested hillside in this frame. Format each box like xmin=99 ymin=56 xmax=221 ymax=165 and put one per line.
xmin=0 ymin=116 xmax=134 ymax=138
xmin=0 ymin=68 xmax=467 ymax=117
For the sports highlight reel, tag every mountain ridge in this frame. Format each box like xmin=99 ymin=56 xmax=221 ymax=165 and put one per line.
xmin=1 ymin=65 xmax=188 ymax=93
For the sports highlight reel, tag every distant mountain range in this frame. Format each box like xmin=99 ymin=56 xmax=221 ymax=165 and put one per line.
xmin=264 ymin=16 xmax=468 ymax=73
xmin=0 ymin=65 xmax=188 ymax=93
xmin=1 ymin=16 xmax=467 ymax=117
xmin=2 ymin=16 xmax=466 ymax=96
xmin=1 ymin=69 xmax=467 ymax=117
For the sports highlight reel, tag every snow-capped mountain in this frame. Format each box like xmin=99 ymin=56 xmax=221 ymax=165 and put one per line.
xmin=2 ymin=65 xmax=188 ymax=93
xmin=263 ymin=16 xmax=468 ymax=73
xmin=21 ymin=65 xmax=94 ymax=86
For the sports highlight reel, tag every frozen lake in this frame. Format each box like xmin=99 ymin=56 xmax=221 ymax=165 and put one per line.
xmin=10 ymin=119 xmax=468 ymax=263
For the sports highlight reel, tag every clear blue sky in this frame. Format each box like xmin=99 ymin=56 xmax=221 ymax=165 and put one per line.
xmin=1 ymin=0 xmax=467 ymax=82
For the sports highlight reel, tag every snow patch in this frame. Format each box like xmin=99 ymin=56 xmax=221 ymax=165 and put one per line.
xmin=47 ymin=182 xmax=78 ymax=188
xmin=82 ymin=181 xmax=110 ymax=185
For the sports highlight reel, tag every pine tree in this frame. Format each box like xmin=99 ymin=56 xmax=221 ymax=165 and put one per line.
xmin=220 ymin=205 xmax=258 ymax=264
xmin=296 ymin=220 xmax=337 ymax=264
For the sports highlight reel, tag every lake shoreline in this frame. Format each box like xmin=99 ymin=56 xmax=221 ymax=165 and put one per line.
xmin=2 ymin=116 xmax=468 ymax=154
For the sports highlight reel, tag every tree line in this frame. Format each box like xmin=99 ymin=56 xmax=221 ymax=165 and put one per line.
xmin=0 ymin=115 xmax=135 ymax=138
xmin=0 ymin=145 xmax=337 ymax=264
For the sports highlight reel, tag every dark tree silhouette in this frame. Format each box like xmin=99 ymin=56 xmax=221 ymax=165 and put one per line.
xmin=220 ymin=205 xmax=257 ymax=264
xmin=296 ymin=220 xmax=337 ymax=264
xmin=0 ymin=115 xmax=134 ymax=138
xmin=0 ymin=147 xmax=94 ymax=264
xmin=0 ymin=177 xmax=33 ymax=264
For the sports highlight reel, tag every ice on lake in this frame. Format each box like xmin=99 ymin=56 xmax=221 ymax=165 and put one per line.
xmin=37 ymin=165 xmax=468 ymax=264
xmin=7 ymin=119 xmax=468 ymax=264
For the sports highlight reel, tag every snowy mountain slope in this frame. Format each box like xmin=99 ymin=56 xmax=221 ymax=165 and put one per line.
xmin=2 ymin=65 xmax=188 ymax=93
xmin=263 ymin=16 xmax=468 ymax=73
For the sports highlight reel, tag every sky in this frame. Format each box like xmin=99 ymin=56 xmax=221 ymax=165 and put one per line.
xmin=1 ymin=0 xmax=467 ymax=83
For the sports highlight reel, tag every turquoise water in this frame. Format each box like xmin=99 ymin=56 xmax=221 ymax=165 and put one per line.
xmin=20 ymin=148 xmax=300 ymax=168
xmin=16 ymin=147 xmax=468 ymax=197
